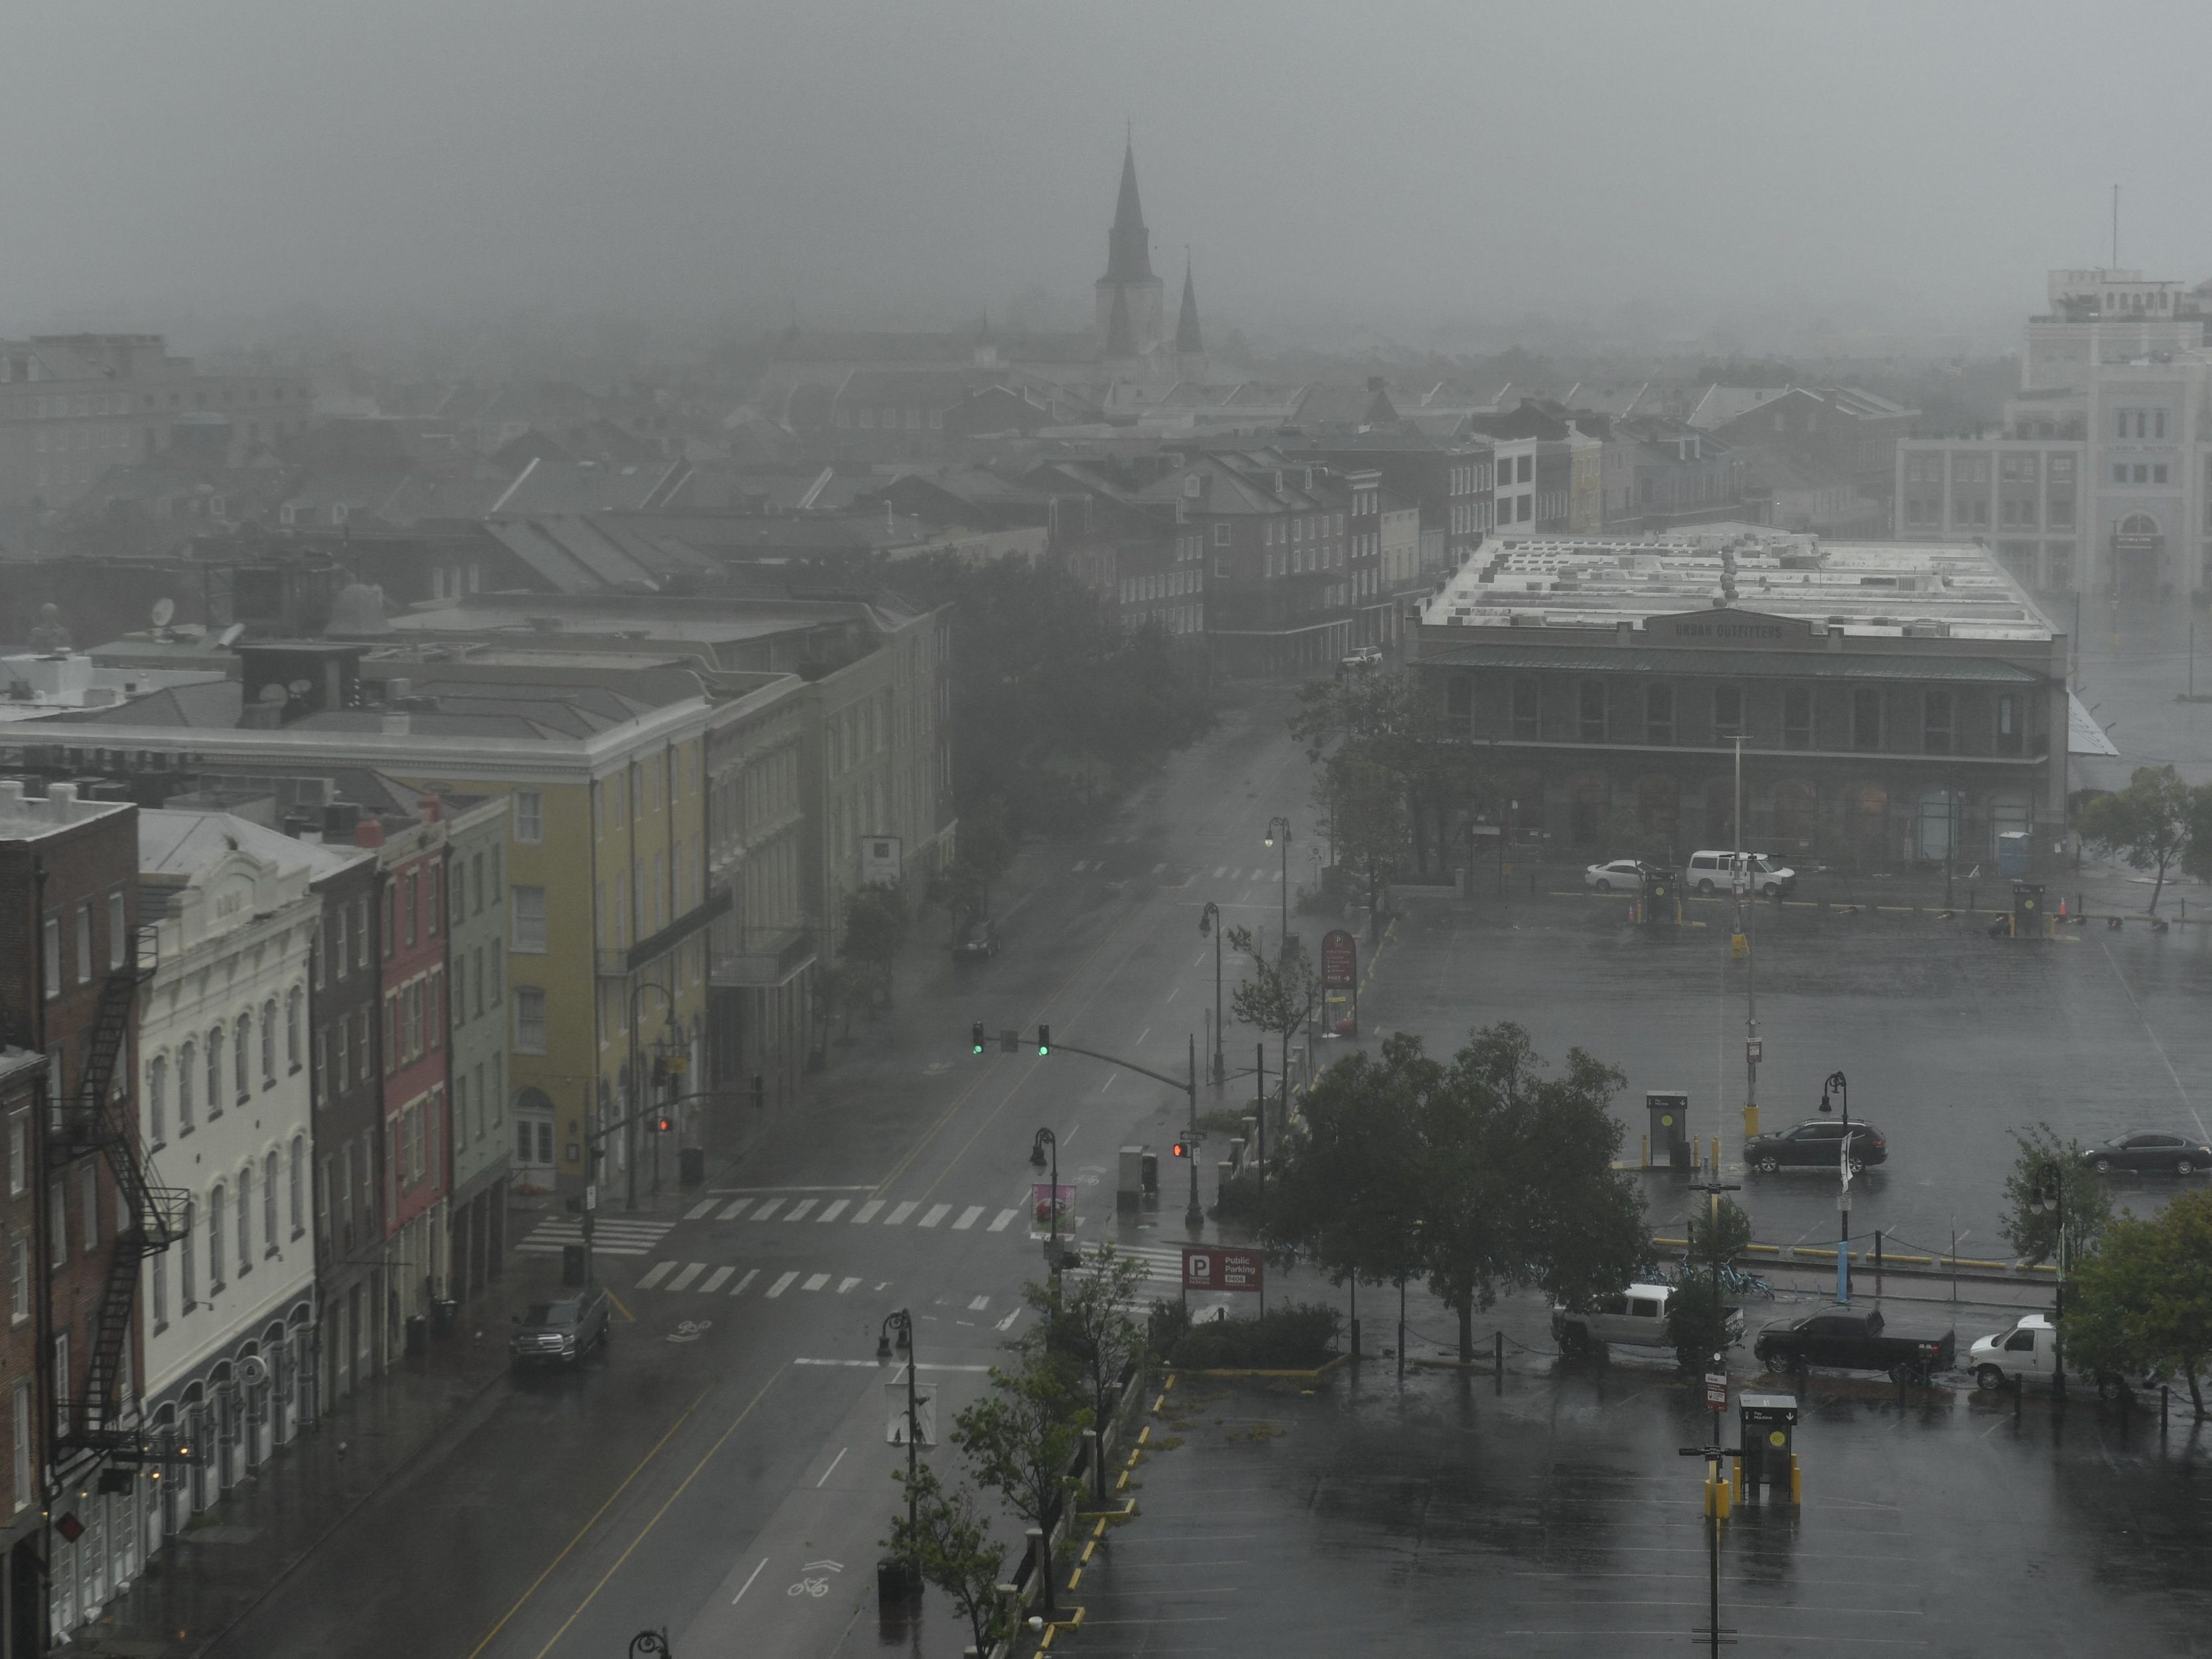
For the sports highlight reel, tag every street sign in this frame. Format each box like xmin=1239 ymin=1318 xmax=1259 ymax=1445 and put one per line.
xmin=1704 ymin=1372 xmax=1728 ymax=1410
xmin=1320 ymin=930 xmax=1357 ymax=990
xmin=1745 ymin=1039 xmax=1762 ymax=1063
xmin=1182 ymin=1245 xmax=1263 ymax=1292
xmin=886 ymin=1381 xmax=937 ymax=1445
xmin=585 ymin=1183 xmax=598 ymax=1213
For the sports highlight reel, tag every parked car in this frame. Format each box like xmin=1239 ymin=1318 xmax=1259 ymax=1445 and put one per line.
xmin=1338 ymin=646 xmax=1384 ymax=672
xmin=2079 ymin=1131 xmax=2212 ymax=1176
xmin=1584 ymin=858 xmax=1669 ymax=893
xmin=951 ymin=916 xmax=1001 ymax=963
xmin=1686 ymin=850 xmax=1796 ymax=897
xmin=1551 ymin=1281 xmax=1744 ymax=1358
xmin=512 ymin=1287 xmax=610 ymax=1369
xmin=1754 ymin=1307 xmax=1954 ymax=1383
xmin=1967 ymin=1313 xmax=2162 ymax=1400
xmin=1744 ymin=1118 xmax=1888 ymax=1173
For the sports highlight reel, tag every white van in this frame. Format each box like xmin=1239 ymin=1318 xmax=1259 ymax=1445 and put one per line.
xmin=1686 ymin=850 xmax=1795 ymax=897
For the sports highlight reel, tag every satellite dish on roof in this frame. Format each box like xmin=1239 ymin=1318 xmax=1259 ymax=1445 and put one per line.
xmin=216 ymin=623 xmax=245 ymax=647
xmin=258 ymin=683 xmax=288 ymax=705
xmin=150 ymin=598 xmax=174 ymax=628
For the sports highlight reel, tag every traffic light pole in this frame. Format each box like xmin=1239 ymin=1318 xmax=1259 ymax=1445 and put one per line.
xmin=995 ymin=1029 xmax=1203 ymax=1230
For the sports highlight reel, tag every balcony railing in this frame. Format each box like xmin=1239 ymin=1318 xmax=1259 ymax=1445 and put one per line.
xmin=710 ymin=927 xmax=817 ymax=990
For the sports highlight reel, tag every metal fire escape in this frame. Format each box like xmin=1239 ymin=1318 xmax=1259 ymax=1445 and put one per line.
xmin=48 ymin=926 xmax=196 ymax=1465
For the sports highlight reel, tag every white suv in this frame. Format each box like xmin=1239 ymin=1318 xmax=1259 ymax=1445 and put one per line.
xmin=1686 ymin=850 xmax=1795 ymax=897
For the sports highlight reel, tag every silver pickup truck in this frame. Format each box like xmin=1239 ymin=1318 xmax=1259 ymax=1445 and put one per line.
xmin=1552 ymin=1282 xmax=1746 ymax=1357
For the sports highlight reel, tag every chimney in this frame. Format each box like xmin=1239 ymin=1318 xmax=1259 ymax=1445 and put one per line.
xmin=416 ymin=793 xmax=443 ymax=825
xmin=354 ymin=817 xmax=385 ymax=848
xmin=46 ymin=781 xmax=77 ymax=819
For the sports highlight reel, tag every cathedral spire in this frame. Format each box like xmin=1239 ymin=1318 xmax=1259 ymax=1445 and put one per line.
xmin=1176 ymin=253 xmax=1203 ymax=357
xmin=1104 ymin=280 xmax=1136 ymax=358
xmin=1103 ymin=138 xmax=1154 ymax=284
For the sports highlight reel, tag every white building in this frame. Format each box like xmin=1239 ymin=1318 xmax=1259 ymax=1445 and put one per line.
xmin=1898 ymin=266 xmax=2212 ymax=599
xmin=133 ymin=811 xmax=328 ymax=1542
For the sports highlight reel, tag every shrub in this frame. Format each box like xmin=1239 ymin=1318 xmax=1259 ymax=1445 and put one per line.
xmin=1167 ymin=1301 xmax=1340 ymax=1369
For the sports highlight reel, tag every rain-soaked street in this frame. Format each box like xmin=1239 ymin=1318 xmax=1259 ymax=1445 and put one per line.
xmin=1073 ymin=1349 xmax=2212 ymax=1658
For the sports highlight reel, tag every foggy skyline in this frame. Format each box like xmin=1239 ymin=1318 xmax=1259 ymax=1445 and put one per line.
xmin=9 ymin=0 xmax=2212 ymax=358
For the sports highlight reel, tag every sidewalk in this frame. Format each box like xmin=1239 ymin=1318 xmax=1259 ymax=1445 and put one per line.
xmin=70 ymin=1221 xmax=569 ymax=1659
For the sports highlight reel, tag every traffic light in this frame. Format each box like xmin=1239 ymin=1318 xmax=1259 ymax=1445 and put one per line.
xmin=1172 ymin=1140 xmax=1189 ymax=1160
xmin=653 ymin=1110 xmax=673 ymax=1134
xmin=1036 ymin=1024 xmax=1051 ymax=1056
xmin=971 ymin=1022 xmax=987 ymax=1055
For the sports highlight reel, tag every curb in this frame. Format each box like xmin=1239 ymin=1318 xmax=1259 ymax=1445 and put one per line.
xmin=1174 ymin=1353 xmax=1349 ymax=1382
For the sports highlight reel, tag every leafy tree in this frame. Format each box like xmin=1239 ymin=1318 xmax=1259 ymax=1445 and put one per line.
xmin=2063 ymin=1190 xmax=2212 ymax=1418
xmin=1022 ymin=1244 xmax=1148 ymax=1465
xmin=1322 ymin=748 xmax=1410 ymax=934
xmin=947 ymin=796 xmax=1016 ymax=923
xmin=887 ymin=1460 xmax=1010 ymax=1653
xmin=1225 ymin=925 xmax=1320 ymax=1128
xmin=1998 ymin=1124 xmax=2114 ymax=1267
xmin=1263 ymin=1026 xmax=1648 ymax=1361
xmin=839 ymin=880 xmax=910 ymax=1010
xmin=1288 ymin=670 xmax=1491 ymax=876
xmin=2079 ymin=764 xmax=2194 ymax=913
xmin=1685 ymin=1195 xmax=1752 ymax=1264
xmin=1665 ymin=1268 xmax=1736 ymax=1375
xmin=952 ymin=1353 xmax=1090 ymax=1611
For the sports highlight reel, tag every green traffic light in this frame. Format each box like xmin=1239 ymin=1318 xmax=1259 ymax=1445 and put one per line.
xmin=1036 ymin=1024 xmax=1050 ymax=1056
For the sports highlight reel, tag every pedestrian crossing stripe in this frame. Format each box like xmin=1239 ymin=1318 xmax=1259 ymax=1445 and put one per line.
xmin=632 ymin=1260 xmax=873 ymax=1297
xmin=886 ymin=1201 xmax=918 ymax=1225
xmin=918 ymin=1203 xmax=951 ymax=1228
xmin=766 ymin=1271 xmax=797 ymax=1297
xmin=752 ymin=1197 xmax=784 ymax=1221
xmin=667 ymin=1262 xmax=705 ymax=1292
xmin=953 ymin=1206 xmax=984 ymax=1230
xmin=784 ymin=1199 xmax=817 ymax=1221
xmin=987 ymin=1209 xmax=1017 ymax=1232
xmin=818 ymin=1199 xmax=849 ymax=1223
xmin=853 ymin=1200 xmax=884 ymax=1224
xmin=701 ymin=1266 xmax=733 ymax=1294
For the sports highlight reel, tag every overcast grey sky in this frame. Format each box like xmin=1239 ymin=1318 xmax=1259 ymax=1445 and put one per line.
xmin=7 ymin=1 xmax=2212 ymax=354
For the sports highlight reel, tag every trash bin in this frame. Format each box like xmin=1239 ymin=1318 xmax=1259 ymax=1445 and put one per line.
xmin=1996 ymin=831 xmax=2032 ymax=878
xmin=429 ymin=1296 xmax=457 ymax=1338
xmin=1647 ymin=1091 xmax=1691 ymax=1171
xmin=679 ymin=1146 xmax=706 ymax=1188
xmin=1739 ymin=1392 xmax=1799 ymax=1502
xmin=561 ymin=1242 xmax=588 ymax=1287
xmin=876 ymin=1556 xmax=918 ymax=1607
xmin=405 ymin=1313 xmax=428 ymax=1357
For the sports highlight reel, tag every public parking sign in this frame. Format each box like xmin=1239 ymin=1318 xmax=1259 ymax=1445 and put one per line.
xmin=1704 ymin=1372 xmax=1728 ymax=1410
xmin=1182 ymin=1246 xmax=1263 ymax=1292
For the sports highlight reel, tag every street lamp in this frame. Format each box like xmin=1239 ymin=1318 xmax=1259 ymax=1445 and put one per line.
xmin=2028 ymin=1167 xmax=2069 ymax=1396
xmin=877 ymin=1308 xmax=919 ymax=1581
xmin=1263 ymin=817 xmax=1291 ymax=959
xmin=1032 ymin=1128 xmax=1070 ymax=1296
xmin=1198 ymin=903 xmax=1225 ymax=1086
xmin=626 ymin=980 xmax=678 ymax=1210
xmin=1817 ymin=1071 xmax=1854 ymax=1305
xmin=628 ymin=1632 xmax=673 ymax=1659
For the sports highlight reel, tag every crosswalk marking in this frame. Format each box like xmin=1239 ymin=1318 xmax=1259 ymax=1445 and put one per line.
xmin=731 ymin=1269 xmax=758 ymax=1296
xmin=951 ymin=1205 xmax=984 ymax=1230
xmin=1213 ymin=865 xmax=1227 ymax=878
xmin=751 ymin=1198 xmax=784 ymax=1222
xmin=667 ymin=1262 xmax=705 ymax=1292
xmin=785 ymin=1199 xmax=817 ymax=1222
xmin=818 ymin=1199 xmax=850 ymax=1223
xmin=886 ymin=1201 xmax=918 ymax=1225
xmin=918 ymin=1203 xmax=952 ymax=1228
xmin=989 ymin=1209 xmax=1018 ymax=1232
xmin=515 ymin=1217 xmax=672 ymax=1258
xmin=766 ymin=1271 xmax=797 ymax=1298
xmin=701 ymin=1266 xmax=734 ymax=1294
xmin=717 ymin=1199 xmax=751 ymax=1221
xmin=967 ymin=1295 xmax=990 ymax=1311
xmin=638 ymin=1261 xmax=674 ymax=1290
xmin=685 ymin=1199 xmax=718 ymax=1221
xmin=853 ymin=1200 xmax=884 ymax=1224
xmin=803 ymin=1272 xmax=831 ymax=1292
xmin=997 ymin=1307 xmax=1022 ymax=1331
xmin=837 ymin=1276 xmax=860 ymax=1294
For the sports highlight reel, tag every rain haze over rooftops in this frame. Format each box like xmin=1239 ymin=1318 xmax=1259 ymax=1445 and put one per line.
xmin=10 ymin=1 xmax=2212 ymax=348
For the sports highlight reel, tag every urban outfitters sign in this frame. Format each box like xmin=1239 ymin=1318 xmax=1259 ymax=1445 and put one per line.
xmin=1643 ymin=608 xmax=1815 ymax=647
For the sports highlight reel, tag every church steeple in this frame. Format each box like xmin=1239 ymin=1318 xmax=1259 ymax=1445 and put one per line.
xmin=1176 ymin=255 xmax=1204 ymax=357
xmin=1105 ymin=281 xmax=1136 ymax=359
xmin=1103 ymin=139 xmax=1155 ymax=284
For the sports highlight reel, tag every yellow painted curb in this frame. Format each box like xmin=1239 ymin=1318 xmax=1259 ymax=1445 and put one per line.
xmin=1068 ymin=1567 xmax=1081 ymax=1591
xmin=1182 ymin=1353 xmax=1349 ymax=1382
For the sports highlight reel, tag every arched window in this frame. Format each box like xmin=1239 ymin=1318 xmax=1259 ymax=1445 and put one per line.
xmin=233 ymin=1018 xmax=250 ymax=1102
xmin=177 ymin=1041 xmax=196 ymax=1129
xmin=206 ymin=1031 xmax=224 ymax=1116
xmin=148 ymin=1055 xmax=168 ymax=1145
xmin=178 ymin=1199 xmax=195 ymax=1305
xmin=261 ymin=1000 xmax=277 ymax=1085
xmin=285 ymin=988 xmax=303 ymax=1073
xmin=237 ymin=1164 xmax=253 ymax=1274
xmin=288 ymin=1137 xmax=305 ymax=1238
xmin=263 ymin=1151 xmax=278 ymax=1253
xmin=208 ymin=1185 xmax=226 ymax=1290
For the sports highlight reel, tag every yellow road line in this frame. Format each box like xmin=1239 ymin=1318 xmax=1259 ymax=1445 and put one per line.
xmin=529 ymin=1367 xmax=788 ymax=1658
xmin=460 ymin=1385 xmax=715 ymax=1659
xmin=604 ymin=1288 xmax=636 ymax=1324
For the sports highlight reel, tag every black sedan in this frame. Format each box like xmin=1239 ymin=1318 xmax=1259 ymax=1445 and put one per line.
xmin=2080 ymin=1132 xmax=2212 ymax=1176
xmin=1746 ymin=1118 xmax=1888 ymax=1174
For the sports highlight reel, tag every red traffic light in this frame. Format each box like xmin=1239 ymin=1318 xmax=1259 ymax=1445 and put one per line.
xmin=1172 ymin=1140 xmax=1188 ymax=1160
xmin=654 ymin=1114 xmax=672 ymax=1134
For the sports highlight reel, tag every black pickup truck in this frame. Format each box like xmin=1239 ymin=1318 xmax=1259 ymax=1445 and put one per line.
xmin=1753 ymin=1307 xmax=1956 ymax=1384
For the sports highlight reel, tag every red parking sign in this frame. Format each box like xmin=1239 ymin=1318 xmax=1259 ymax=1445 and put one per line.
xmin=1182 ymin=1246 xmax=1263 ymax=1292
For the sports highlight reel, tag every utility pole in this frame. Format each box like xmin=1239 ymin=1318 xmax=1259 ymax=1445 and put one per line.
xmin=1732 ymin=737 xmax=1758 ymax=1145
xmin=1265 ymin=818 xmax=1292 ymax=960
xmin=1821 ymin=1071 xmax=1852 ymax=1304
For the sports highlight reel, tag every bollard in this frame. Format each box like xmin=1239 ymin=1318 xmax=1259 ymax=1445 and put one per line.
xmin=1495 ymin=1329 xmax=1504 ymax=1396
xmin=1789 ymin=1453 xmax=1802 ymax=1504
xmin=1640 ymin=1133 xmax=1649 ymax=1170
xmin=1710 ymin=1136 xmax=1720 ymax=1175
xmin=2162 ymin=1384 xmax=2171 ymax=1438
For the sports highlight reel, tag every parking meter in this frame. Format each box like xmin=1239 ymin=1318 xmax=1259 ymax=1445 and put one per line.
xmin=1738 ymin=1392 xmax=1798 ymax=1502
xmin=1640 ymin=869 xmax=1675 ymax=925
xmin=1647 ymin=1091 xmax=1691 ymax=1172
xmin=2010 ymin=880 xmax=2045 ymax=937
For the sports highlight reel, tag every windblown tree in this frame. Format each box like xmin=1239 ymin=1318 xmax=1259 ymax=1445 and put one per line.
xmin=1225 ymin=924 xmax=1321 ymax=1118
xmin=887 ymin=1461 xmax=1010 ymax=1653
xmin=1289 ymin=669 xmax=1491 ymax=877
xmin=1263 ymin=1026 xmax=1648 ymax=1361
xmin=953 ymin=1351 xmax=1089 ymax=1611
xmin=2064 ymin=1189 xmax=2212 ymax=1418
xmin=1322 ymin=748 xmax=1411 ymax=933
xmin=2079 ymin=764 xmax=2196 ymax=913
xmin=839 ymin=881 xmax=910 ymax=1010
